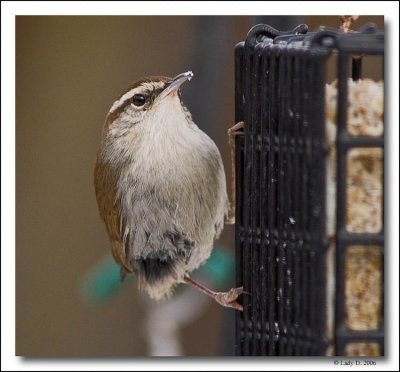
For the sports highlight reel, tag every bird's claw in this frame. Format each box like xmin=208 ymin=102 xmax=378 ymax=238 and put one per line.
xmin=214 ymin=286 xmax=247 ymax=311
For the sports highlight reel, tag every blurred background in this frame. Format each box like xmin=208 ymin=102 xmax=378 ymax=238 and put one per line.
xmin=16 ymin=15 xmax=384 ymax=356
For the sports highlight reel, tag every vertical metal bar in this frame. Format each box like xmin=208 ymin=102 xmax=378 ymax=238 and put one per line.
xmin=242 ymin=34 xmax=252 ymax=356
xmin=380 ymin=147 xmax=385 ymax=355
xmin=293 ymin=50 xmax=303 ymax=356
xmin=307 ymin=56 xmax=316 ymax=354
xmin=310 ymin=52 xmax=328 ymax=355
xmin=250 ymin=42 xmax=264 ymax=355
xmin=259 ymin=44 xmax=270 ymax=356
xmin=267 ymin=47 xmax=278 ymax=356
xmin=335 ymin=51 xmax=349 ymax=355
xmin=234 ymin=42 xmax=244 ymax=356
xmin=277 ymin=46 xmax=287 ymax=356
xmin=235 ymin=42 xmax=245 ymax=123
xmin=301 ymin=50 xmax=310 ymax=355
xmin=351 ymin=56 xmax=362 ymax=81
xmin=235 ymin=132 xmax=245 ymax=353
xmin=284 ymin=49 xmax=294 ymax=356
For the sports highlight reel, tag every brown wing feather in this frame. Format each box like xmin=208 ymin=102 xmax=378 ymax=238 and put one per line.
xmin=94 ymin=158 xmax=132 ymax=273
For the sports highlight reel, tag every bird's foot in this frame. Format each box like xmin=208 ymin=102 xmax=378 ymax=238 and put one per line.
xmin=227 ymin=121 xmax=245 ymax=137
xmin=184 ymin=276 xmax=247 ymax=311
xmin=214 ymin=286 xmax=246 ymax=311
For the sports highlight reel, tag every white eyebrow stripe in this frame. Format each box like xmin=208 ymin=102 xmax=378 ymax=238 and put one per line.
xmin=109 ymin=87 xmax=141 ymax=113
xmin=109 ymin=81 xmax=165 ymax=113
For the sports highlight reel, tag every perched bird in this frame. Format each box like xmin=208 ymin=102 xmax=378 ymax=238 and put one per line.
xmin=94 ymin=71 xmax=243 ymax=310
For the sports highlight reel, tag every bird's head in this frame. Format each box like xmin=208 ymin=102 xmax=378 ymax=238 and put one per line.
xmin=105 ymin=71 xmax=194 ymax=130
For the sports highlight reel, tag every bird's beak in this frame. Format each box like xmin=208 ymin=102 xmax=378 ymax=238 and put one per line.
xmin=158 ymin=71 xmax=194 ymax=101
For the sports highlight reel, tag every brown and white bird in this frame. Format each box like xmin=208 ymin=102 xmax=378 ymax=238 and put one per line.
xmin=94 ymin=71 xmax=243 ymax=310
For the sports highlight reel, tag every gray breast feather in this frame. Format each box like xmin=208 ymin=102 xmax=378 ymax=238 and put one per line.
xmin=120 ymin=194 xmax=195 ymax=283
xmin=115 ymin=127 xmax=228 ymax=285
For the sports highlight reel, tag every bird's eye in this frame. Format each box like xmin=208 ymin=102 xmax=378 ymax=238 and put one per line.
xmin=132 ymin=94 xmax=146 ymax=107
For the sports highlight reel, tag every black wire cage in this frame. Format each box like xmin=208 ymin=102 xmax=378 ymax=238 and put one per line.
xmin=234 ymin=23 xmax=384 ymax=356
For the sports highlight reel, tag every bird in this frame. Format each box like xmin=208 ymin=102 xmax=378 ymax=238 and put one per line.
xmin=94 ymin=71 xmax=244 ymax=310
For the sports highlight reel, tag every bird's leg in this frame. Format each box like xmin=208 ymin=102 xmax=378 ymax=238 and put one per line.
xmin=183 ymin=276 xmax=244 ymax=311
xmin=226 ymin=121 xmax=245 ymax=224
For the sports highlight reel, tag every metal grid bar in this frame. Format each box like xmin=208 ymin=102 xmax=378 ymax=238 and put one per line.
xmin=234 ymin=23 xmax=384 ymax=357
xmin=234 ymin=41 xmax=245 ymax=356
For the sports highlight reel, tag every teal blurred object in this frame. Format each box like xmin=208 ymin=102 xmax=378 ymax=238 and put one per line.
xmin=80 ymin=246 xmax=234 ymax=304
xmin=80 ymin=255 xmax=132 ymax=304
xmin=200 ymin=246 xmax=234 ymax=286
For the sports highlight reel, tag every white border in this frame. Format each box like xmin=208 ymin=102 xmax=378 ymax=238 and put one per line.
xmin=2 ymin=1 xmax=399 ymax=371
xmin=1 ymin=0 xmax=399 ymax=16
